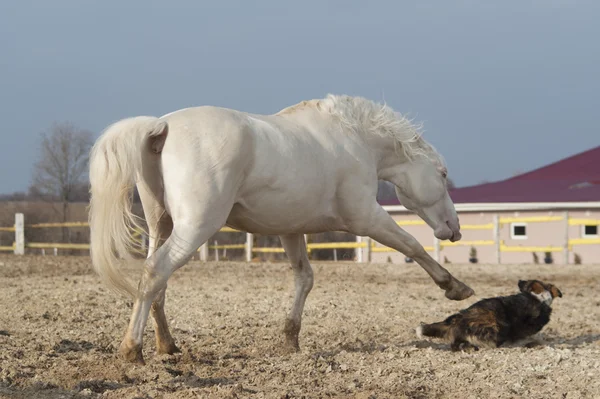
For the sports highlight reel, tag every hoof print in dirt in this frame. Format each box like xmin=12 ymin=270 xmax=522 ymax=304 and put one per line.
xmin=53 ymin=339 xmax=95 ymax=353
xmin=170 ymin=372 xmax=233 ymax=389
xmin=74 ymin=380 xmax=125 ymax=394
xmin=165 ymin=367 xmax=184 ymax=377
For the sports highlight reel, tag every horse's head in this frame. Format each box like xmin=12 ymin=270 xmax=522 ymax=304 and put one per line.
xmin=393 ymin=159 xmax=461 ymax=242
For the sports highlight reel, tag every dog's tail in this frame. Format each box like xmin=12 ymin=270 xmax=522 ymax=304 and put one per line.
xmin=416 ymin=315 xmax=459 ymax=340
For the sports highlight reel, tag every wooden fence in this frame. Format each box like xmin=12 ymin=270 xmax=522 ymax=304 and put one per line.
xmin=1 ymin=213 xmax=599 ymax=264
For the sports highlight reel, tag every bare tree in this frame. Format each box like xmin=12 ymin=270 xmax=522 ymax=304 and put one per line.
xmin=30 ymin=122 xmax=94 ymax=240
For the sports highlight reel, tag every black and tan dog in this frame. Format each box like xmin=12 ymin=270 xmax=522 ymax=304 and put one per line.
xmin=416 ymin=279 xmax=562 ymax=351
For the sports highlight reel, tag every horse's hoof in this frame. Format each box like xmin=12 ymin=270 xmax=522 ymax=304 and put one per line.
xmin=156 ymin=341 xmax=181 ymax=355
xmin=282 ymin=318 xmax=301 ymax=354
xmin=282 ymin=335 xmax=300 ymax=353
xmin=444 ymin=278 xmax=475 ymax=301
xmin=119 ymin=340 xmax=145 ymax=365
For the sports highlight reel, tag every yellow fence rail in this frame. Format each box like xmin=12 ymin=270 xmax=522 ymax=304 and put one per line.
xmin=499 ymin=216 xmax=564 ymax=224
xmin=569 ymin=218 xmax=600 ymax=226
xmin=460 ymin=223 xmax=494 ymax=230
xmin=0 ymin=244 xmax=15 ymax=252
xmin=441 ymin=240 xmax=495 ymax=247
xmin=371 ymin=244 xmax=435 ymax=252
xmin=500 ymin=245 xmax=564 ymax=253
xmin=569 ymin=237 xmax=600 ymax=247
xmin=252 ymin=247 xmax=286 ymax=253
xmin=1 ymin=211 xmax=598 ymax=263
xmin=208 ymin=243 xmax=246 ymax=250
xmin=26 ymin=243 xmax=91 ymax=250
xmin=27 ymin=222 xmax=90 ymax=228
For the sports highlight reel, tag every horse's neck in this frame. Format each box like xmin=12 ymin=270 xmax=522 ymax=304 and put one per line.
xmin=275 ymin=107 xmax=343 ymax=138
xmin=275 ymin=105 xmax=408 ymax=175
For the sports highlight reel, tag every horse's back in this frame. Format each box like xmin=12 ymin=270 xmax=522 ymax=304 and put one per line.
xmin=155 ymin=104 xmax=373 ymax=235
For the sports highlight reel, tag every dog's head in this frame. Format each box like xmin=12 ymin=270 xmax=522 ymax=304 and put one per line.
xmin=518 ymin=279 xmax=563 ymax=305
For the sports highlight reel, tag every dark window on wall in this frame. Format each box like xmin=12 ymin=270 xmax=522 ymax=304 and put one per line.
xmin=583 ymin=225 xmax=598 ymax=237
xmin=511 ymin=223 xmax=527 ymax=239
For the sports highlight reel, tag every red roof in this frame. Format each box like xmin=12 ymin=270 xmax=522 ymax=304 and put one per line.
xmin=381 ymin=146 xmax=600 ymax=205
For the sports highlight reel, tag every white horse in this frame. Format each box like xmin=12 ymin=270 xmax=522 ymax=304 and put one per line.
xmin=89 ymin=94 xmax=474 ymax=364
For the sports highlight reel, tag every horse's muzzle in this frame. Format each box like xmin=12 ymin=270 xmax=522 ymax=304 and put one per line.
xmin=447 ymin=219 xmax=462 ymax=242
xmin=449 ymin=230 xmax=462 ymax=242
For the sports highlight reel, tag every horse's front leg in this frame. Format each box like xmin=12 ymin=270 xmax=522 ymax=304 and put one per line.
xmin=279 ymin=234 xmax=314 ymax=352
xmin=358 ymin=205 xmax=474 ymax=300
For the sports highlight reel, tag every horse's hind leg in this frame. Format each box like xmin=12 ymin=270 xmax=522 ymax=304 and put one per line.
xmin=119 ymin=214 xmax=229 ymax=364
xmin=279 ymin=234 xmax=314 ymax=352
xmin=137 ymin=181 xmax=179 ymax=355
xmin=147 ymin=217 xmax=181 ymax=355
xmin=150 ymin=287 xmax=180 ymax=354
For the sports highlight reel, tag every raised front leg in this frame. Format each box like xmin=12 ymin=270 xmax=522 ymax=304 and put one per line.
xmin=279 ymin=234 xmax=314 ymax=352
xmin=360 ymin=205 xmax=474 ymax=301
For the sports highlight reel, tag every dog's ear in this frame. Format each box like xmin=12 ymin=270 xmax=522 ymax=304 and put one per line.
xmin=547 ymin=284 xmax=563 ymax=298
xmin=518 ymin=280 xmax=528 ymax=292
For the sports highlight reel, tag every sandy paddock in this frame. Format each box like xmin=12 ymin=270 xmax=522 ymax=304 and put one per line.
xmin=0 ymin=255 xmax=599 ymax=399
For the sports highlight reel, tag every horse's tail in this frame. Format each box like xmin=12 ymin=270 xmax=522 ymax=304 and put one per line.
xmin=89 ymin=116 xmax=168 ymax=299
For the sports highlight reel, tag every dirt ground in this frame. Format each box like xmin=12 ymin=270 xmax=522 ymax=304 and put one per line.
xmin=0 ymin=255 xmax=599 ymax=399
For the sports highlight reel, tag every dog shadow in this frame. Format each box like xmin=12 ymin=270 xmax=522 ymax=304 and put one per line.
xmin=408 ymin=333 xmax=600 ymax=352
xmin=402 ymin=340 xmax=453 ymax=351
xmin=544 ymin=333 xmax=600 ymax=348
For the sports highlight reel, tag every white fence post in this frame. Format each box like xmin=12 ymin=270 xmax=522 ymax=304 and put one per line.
xmin=366 ymin=237 xmax=372 ymax=263
xmin=433 ymin=237 xmax=441 ymax=263
xmin=355 ymin=236 xmax=363 ymax=262
xmin=14 ymin=213 xmax=24 ymax=255
xmin=199 ymin=242 xmax=208 ymax=261
xmin=214 ymin=241 xmax=219 ymax=262
xmin=246 ymin=233 xmax=253 ymax=262
xmin=563 ymin=211 xmax=569 ymax=265
xmin=493 ymin=214 xmax=500 ymax=264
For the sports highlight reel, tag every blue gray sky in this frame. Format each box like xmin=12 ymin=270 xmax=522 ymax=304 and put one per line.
xmin=1 ymin=0 xmax=598 ymax=194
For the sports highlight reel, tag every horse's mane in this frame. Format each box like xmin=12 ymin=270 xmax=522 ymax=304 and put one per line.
xmin=276 ymin=94 xmax=444 ymax=165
